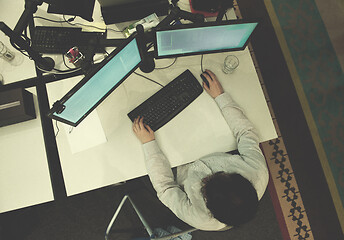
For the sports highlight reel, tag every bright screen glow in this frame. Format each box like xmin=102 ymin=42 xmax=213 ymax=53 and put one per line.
xmin=156 ymin=22 xmax=258 ymax=56
xmin=54 ymin=38 xmax=141 ymax=124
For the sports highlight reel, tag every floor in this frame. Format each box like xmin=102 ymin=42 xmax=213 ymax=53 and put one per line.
xmin=237 ymin=0 xmax=344 ymax=239
xmin=1 ymin=0 xmax=343 ymax=239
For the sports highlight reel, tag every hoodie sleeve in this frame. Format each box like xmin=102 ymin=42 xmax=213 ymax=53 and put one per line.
xmin=214 ymin=92 xmax=269 ymax=197
xmin=142 ymin=140 xmax=217 ymax=229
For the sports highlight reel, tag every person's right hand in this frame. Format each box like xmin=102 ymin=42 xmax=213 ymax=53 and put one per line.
xmin=132 ymin=116 xmax=155 ymax=144
xmin=201 ymin=69 xmax=224 ymax=98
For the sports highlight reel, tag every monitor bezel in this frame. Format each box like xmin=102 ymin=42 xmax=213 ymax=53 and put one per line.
xmin=47 ymin=34 xmax=141 ymax=127
xmin=153 ymin=19 xmax=259 ymax=59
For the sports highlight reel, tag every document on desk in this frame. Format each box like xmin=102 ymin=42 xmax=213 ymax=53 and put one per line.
xmin=63 ymin=110 xmax=107 ymax=154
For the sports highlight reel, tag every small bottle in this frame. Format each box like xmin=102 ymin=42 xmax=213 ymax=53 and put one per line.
xmin=0 ymin=41 xmax=23 ymax=66
xmin=0 ymin=41 xmax=15 ymax=62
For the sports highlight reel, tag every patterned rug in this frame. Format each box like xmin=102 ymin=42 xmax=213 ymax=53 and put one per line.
xmin=263 ymin=0 xmax=344 ymax=234
xmin=257 ymin=66 xmax=314 ymax=239
xmin=261 ymin=139 xmax=313 ymax=240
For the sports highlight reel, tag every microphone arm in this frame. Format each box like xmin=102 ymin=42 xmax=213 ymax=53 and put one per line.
xmin=216 ymin=0 xmax=234 ymax=22
xmin=156 ymin=6 xmax=204 ymax=29
xmin=14 ymin=0 xmax=44 ymax=34
xmin=0 ymin=22 xmax=55 ymax=71
xmin=0 ymin=0 xmax=55 ymax=71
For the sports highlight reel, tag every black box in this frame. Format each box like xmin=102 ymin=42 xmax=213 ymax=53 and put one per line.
xmin=191 ymin=0 xmax=233 ymax=13
xmin=99 ymin=0 xmax=169 ymax=24
xmin=0 ymin=88 xmax=36 ymax=127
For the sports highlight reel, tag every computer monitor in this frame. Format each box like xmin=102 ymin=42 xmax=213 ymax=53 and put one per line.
xmin=47 ymin=34 xmax=141 ymax=127
xmin=154 ymin=20 xmax=258 ymax=58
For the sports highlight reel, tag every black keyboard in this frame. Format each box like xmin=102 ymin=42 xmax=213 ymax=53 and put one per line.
xmin=128 ymin=70 xmax=203 ymax=131
xmin=31 ymin=26 xmax=106 ymax=54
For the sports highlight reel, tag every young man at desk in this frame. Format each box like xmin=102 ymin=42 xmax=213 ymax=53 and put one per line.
xmin=132 ymin=70 xmax=269 ymax=231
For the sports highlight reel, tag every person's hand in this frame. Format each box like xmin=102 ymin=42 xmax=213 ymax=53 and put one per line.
xmin=132 ymin=116 xmax=155 ymax=144
xmin=201 ymin=69 xmax=224 ymax=98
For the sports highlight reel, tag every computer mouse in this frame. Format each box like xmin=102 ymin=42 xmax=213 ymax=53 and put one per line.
xmin=200 ymin=72 xmax=210 ymax=88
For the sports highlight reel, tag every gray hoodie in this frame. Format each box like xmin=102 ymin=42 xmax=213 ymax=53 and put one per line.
xmin=142 ymin=92 xmax=269 ymax=231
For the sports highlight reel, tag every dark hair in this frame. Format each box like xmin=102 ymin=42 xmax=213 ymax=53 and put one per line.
xmin=201 ymin=172 xmax=258 ymax=226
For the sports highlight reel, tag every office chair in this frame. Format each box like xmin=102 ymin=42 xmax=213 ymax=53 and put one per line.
xmin=105 ymin=194 xmax=197 ymax=240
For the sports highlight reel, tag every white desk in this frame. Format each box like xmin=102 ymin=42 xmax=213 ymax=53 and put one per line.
xmin=47 ymin=48 xmax=277 ymax=196
xmin=0 ymin=88 xmax=54 ymax=213
xmin=0 ymin=0 xmax=125 ymax=213
xmin=0 ymin=1 xmax=54 ymax=213
xmin=1 ymin=0 xmax=276 ymax=211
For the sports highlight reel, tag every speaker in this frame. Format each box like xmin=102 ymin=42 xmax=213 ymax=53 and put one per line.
xmin=0 ymin=88 xmax=36 ymax=127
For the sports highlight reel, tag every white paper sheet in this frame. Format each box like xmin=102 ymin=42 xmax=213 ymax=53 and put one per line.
xmin=63 ymin=110 xmax=107 ymax=154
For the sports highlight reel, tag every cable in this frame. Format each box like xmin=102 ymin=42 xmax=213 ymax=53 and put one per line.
xmin=53 ymin=67 xmax=81 ymax=73
xmin=33 ymin=16 xmax=76 ymax=23
xmin=133 ymin=72 xmax=164 ymax=87
xmin=10 ymin=25 xmax=32 ymax=58
xmin=147 ymin=42 xmax=154 ymax=51
xmin=55 ymin=120 xmax=60 ymax=137
xmin=107 ymin=27 xmax=126 ymax=33
xmin=200 ymin=54 xmax=204 ymax=72
xmin=19 ymin=51 xmax=30 ymax=58
xmin=62 ymin=54 xmax=73 ymax=70
xmin=36 ymin=65 xmax=81 ymax=74
xmin=155 ymin=58 xmax=177 ymax=70
xmin=62 ymin=15 xmax=124 ymax=33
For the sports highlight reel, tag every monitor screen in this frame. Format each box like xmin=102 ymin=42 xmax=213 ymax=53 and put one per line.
xmin=48 ymin=36 xmax=141 ymax=127
xmin=155 ymin=20 xmax=258 ymax=58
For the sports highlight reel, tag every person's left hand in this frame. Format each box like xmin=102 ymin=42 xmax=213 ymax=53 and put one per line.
xmin=132 ymin=116 xmax=155 ymax=144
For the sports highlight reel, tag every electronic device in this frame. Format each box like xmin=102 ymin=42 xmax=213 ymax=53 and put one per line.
xmin=154 ymin=20 xmax=258 ymax=58
xmin=0 ymin=88 xmax=36 ymax=127
xmin=127 ymin=69 xmax=203 ymax=131
xmin=47 ymin=0 xmax=96 ymax=22
xmin=191 ymin=0 xmax=225 ymax=13
xmin=97 ymin=0 xmax=169 ymax=24
xmin=200 ymin=72 xmax=210 ymax=88
xmin=47 ymin=34 xmax=141 ymax=126
xmin=31 ymin=26 xmax=107 ymax=54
